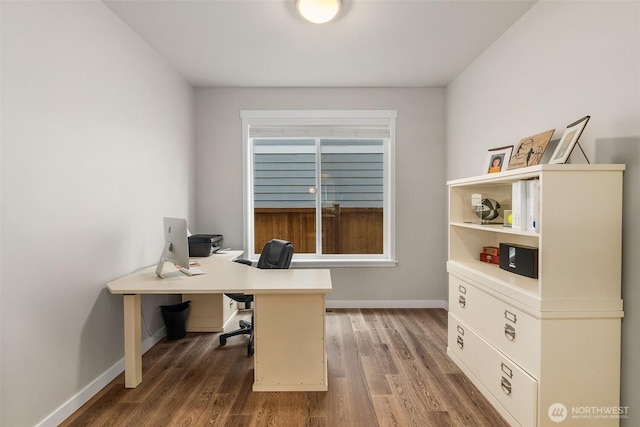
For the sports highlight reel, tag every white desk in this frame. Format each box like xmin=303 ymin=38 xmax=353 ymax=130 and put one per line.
xmin=107 ymin=251 xmax=332 ymax=391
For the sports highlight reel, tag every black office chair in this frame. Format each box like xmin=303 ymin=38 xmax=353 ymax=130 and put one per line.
xmin=219 ymin=239 xmax=293 ymax=355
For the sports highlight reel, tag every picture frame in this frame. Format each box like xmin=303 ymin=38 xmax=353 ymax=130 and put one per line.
xmin=507 ymin=129 xmax=555 ymax=170
xmin=549 ymin=116 xmax=590 ymax=164
xmin=483 ymin=145 xmax=513 ymax=174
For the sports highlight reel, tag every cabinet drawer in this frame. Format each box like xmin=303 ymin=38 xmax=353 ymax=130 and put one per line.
xmin=449 ymin=274 xmax=541 ymax=377
xmin=448 ymin=313 xmax=538 ymax=427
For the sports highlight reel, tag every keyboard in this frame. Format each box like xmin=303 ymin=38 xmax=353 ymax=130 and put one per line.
xmin=179 ymin=267 xmax=205 ymax=276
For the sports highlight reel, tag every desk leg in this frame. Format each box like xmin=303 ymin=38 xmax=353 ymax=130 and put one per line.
xmin=123 ymin=294 xmax=142 ymax=388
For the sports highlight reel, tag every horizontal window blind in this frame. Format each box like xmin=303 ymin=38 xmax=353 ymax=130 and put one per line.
xmin=249 ymin=124 xmax=390 ymax=139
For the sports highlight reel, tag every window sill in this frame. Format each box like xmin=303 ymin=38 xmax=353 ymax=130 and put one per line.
xmin=290 ymin=258 xmax=398 ymax=268
xmin=245 ymin=254 xmax=398 ymax=268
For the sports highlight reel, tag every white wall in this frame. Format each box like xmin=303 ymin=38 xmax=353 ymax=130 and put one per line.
xmin=447 ymin=1 xmax=640 ymax=423
xmin=0 ymin=1 xmax=194 ymax=426
xmin=195 ymin=88 xmax=447 ymax=305
xmin=0 ymin=2 xmax=3 ymax=420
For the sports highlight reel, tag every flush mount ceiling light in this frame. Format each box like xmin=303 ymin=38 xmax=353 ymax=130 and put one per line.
xmin=296 ymin=0 xmax=342 ymax=24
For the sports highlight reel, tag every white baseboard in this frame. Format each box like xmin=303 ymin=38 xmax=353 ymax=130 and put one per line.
xmin=326 ymin=299 xmax=448 ymax=309
xmin=36 ymin=329 xmax=165 ymax=427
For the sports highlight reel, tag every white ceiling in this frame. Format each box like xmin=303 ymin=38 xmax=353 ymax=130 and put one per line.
xmin=104 ymin=0 xmax=536 ymax=88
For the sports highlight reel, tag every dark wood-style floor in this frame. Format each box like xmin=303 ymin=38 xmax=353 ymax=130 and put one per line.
xmin=61 ymin=309 xmax=508 ymax=426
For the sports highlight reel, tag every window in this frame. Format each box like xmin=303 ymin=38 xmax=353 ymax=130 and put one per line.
xmin=242 ymin=110 xmax=396 ymax=266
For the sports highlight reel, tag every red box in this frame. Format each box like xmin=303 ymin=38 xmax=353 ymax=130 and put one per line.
xmin=480 ymin=251 xmax=500 ymax=264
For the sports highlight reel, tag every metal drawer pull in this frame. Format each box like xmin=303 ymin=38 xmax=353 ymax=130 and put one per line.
xmin=457 ymin=336 xmax=464 ymax=349
xmin=457 ymin=325 xmax=464 ymax=335
xmin=458 ymin=284 xmax=467 ymax=294
xmin=501 ymin=363 xmax=513 ymax=378
xmin=504 ymin=310 xmax=517 ymax=323
xmin=504 ymin=324 xmax=516 ymax=341
xmin=501 ymin=377 xmax=512 ymax=395
xmin=459 ymin=295 xmax=466 ymax=308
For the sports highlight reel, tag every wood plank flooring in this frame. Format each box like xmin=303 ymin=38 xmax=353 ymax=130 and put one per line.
xmin=61 ymin=309 xmax=508 ymax=426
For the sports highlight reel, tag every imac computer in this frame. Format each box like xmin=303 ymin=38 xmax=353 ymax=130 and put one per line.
xmin=155 ymin=217 xmax=190 ymax=278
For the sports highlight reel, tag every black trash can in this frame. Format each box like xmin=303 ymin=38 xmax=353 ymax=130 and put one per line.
xmin=160 ymin=301 xmax=191 ymax=340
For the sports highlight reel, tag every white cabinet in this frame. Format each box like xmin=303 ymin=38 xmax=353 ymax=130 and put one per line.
xmin=182 ymin=293 xmax=238 ymax=332
xmin=447 ymin=164 xmax=624 ymax=427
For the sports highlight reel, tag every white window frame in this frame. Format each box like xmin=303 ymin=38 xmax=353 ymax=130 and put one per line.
xmin=241 ymin=110 xmax=397 ymax=267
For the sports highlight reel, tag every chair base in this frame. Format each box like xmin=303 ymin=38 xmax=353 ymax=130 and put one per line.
xmin=219 ymin=315 xmax=254 ymax=355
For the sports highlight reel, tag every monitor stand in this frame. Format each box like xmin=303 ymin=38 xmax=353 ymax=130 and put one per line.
xmin=155 ymin=242 xmax=187 ymax=279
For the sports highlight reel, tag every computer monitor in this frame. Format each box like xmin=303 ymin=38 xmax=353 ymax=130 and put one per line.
xmin=155 ymin=217 xmax=190 ymax=278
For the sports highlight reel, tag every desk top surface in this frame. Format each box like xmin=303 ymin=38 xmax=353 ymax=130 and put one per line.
xmin=107 ymin=251 xmax=332 ymax=295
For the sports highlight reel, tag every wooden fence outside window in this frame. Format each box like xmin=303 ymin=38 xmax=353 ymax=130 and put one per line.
xmin=254 ymin=204 xmax=383 ymax=255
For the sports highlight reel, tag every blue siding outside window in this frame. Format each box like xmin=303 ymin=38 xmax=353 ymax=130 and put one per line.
xmin=254 ymin=139 xmax=383 ymax=208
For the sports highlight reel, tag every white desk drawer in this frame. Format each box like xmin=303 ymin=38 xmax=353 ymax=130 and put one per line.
xmin=449 ymin=274 xmax=541 ymax=378
xmin=448 ymin=313 xmax=538 ymax=427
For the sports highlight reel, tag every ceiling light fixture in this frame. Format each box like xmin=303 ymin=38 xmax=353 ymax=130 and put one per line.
xmin=296 ymin=0 xmax=342 ymax=24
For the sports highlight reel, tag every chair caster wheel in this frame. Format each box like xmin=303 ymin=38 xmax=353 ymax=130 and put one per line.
xmin=220 ymin=336 xmax=227 ymax=346
xmin=248 ymin=346 xmax=254 ymax=356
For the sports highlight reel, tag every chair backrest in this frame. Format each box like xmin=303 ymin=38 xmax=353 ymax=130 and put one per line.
xmin=256 ymin=239 xmax=293 ymax=269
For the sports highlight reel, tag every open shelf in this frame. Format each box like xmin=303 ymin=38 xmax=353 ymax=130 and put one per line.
xmin=450 ymin=221 xmax=539 ymax=237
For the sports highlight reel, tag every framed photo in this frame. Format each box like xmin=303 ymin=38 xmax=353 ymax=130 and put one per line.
xmin=507 ymin=129 xmax=555 ymax=170
xmin=483 ymin=145 xmax=513 ymax=174
xmin=549 ymin=116 xmax=590 ymax=164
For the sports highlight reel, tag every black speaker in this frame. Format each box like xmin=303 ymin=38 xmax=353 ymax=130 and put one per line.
xmin=499 ymin=243 xmax=538 ymax=278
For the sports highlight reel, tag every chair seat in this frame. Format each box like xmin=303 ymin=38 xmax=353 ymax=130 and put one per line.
xmin=225 ymin=293 xmax=253 ymax=305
